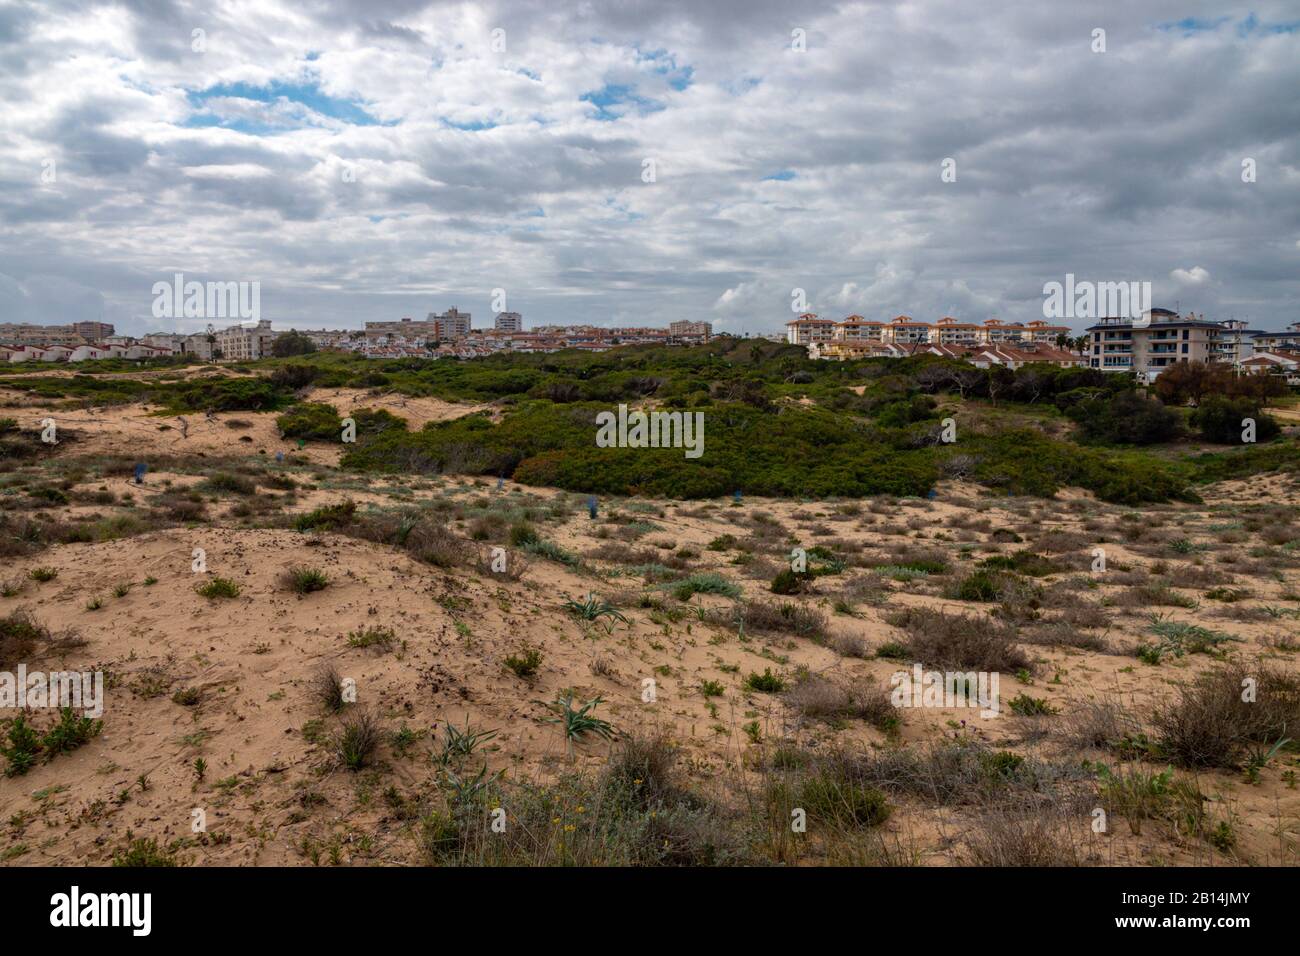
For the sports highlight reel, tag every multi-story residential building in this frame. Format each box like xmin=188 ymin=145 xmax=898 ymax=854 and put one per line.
xmin=786 ymin=314 xmax=838 ymax=345
xmin=495 ymin=311 xmax=524 ymax=332
xmin=979 ymin=319 xmax=1027 ymax=344
xmin=1085 ymin=309 xmax=1220 ymax=382
xmin=1022 ymin=320 xmax=1071 ymax=344
xmin=668 ymin=320 xmax=711 ymax=341
xmin=215 ymin=319 xmax=278 ymax=361
xmin=0 ymin=323 xmax=88 ymax=346
xmin=73 ymin=321 xmax=115 ymax=342
xmin=434 ymin=307 xmax=472 ymax=338
xmin=883 ymin=315 xmax=932 ymax=345
xmin=835 ymin=315 xmax=886 ymax=342
xmin=1250 ymin=321 xmax=1300 ymax=353
xmin=931 ymin=317 xmax=982 ymax=347
xmin=1209 ymin=319 xmax=1264 ymax=367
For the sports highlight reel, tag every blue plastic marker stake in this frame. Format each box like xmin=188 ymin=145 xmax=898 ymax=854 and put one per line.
xmin=133 ymin=463 xmax=147 ymax=484
xmin=588 ymin=496 xmax=598 ymax=519
xmin=497 ymin=476 xmax=505 ymax=491
xmin=275 ymin=451 xmax=284 ymax=464
xmin=926 ymin=489 xmax=937 ymax=500
xmin=733 ymin=490 xmax=742 ymax=504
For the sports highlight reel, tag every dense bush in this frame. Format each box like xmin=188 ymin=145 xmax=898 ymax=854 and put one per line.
xmin=1066 ymin=390 xmax=1181 ymax=445
xmin=1189 ymin=396 xmax=1280 ymax=445
xmin=277 ymin=402 xmax=343 ymax=441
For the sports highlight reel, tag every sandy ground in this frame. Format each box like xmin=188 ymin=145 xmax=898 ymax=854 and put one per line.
xmin=1 ymin=386 xmax=1298 ymax=867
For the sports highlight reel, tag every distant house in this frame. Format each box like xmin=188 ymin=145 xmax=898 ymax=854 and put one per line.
xmin=1241 ymin=352 xmax=1300 ymax=380
xmin=969 ymin=343 xmax=1085 ymax=370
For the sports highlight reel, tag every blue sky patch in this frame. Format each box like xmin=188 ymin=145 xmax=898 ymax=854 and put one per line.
xmin=580 ymin=83 xmax=665 ymax=120
xmin=187 ymin=79 xmax=382 ymax=127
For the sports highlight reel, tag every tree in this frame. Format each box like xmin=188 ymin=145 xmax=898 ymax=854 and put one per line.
xmin=1067 ymin=390 xmax=1181 ymax=445
xmin=271 ymin=331 xmax=317 ymax=358
xmin=1152 ymin=361 xmax=1229 ymax=406
xmin=1190 ymin=396 xmax=1280 ymax=444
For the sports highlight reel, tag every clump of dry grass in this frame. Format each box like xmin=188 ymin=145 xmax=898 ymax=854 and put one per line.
xmin=708 ymin=599 xmax=827 ymax=639
xmin=964 ymin=805 xmax=1085 ymax=866
xmin=784 ymin=674 xmax=896 ymax=730
xmin=1059 ymin=697 xmax=1143 ymax=753
xmin=885 ymin=606 xmax=1031 ymax=672
xmin=1153 ymin=661 xmax=1300 ymax=768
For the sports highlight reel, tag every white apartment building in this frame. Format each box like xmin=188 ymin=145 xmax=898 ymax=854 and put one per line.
xmin=786 ymin=314 xmax=838 ymax=345
xmin=215 ymin=319 xmax=278 ymax=361
xmin=1085 ymin=309 xmax=1220 ymax=382
xmin=495 ymin=311 xmax=524 ymax=332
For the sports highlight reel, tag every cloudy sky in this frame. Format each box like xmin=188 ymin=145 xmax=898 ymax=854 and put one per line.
xmin=1 ymin=0 xmax=1298 ymax=337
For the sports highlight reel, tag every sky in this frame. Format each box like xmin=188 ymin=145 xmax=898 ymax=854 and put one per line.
xmin=0 ymin=0 xmax=1298 ymax=337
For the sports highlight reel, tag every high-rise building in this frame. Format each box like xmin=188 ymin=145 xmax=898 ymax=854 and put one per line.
xmin=73 ymin=321 xmax=115 ymax=342
xmin=495 ymin=311 xmax=524 ymax=332
xmin=432 ymin=307 xmax=471 ymax=338
xmin=668 ymin=320 xmax=711 ymax=341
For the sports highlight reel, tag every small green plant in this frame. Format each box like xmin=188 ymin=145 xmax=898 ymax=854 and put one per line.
xmin=193 ymin=757 xmax=207 ymax=781
xmin=85 ymin=596 xmax=103 ymax=611
xmin=28 ymin=567 xmax=58 ymax=582
xmin=744 ymin=668 xmax=786 ymax=693
xmin=112 ymin=582 xmax=131 ymax=599
xmin=171 ymin=687 xmax=202 ymax=707
xmin=562 ymin=593 xmax=628 ymax=624
xmin=346 ymin=626 xmax=395 ymax=651
xmin=700 ymin=679 xmax=725 ymax=698
xmin=799 ymin=773 xmax=891 ymax=827
xmin=437 ymin=717 xmax=498 ymax=764
xmin=336 ymin=712 xmax=381 ymax=771
xmin=111 ymin=837 xmax=178 ymax=868
xmin=545 ymin=694 xmax=616 ymax=756
xmin=196 ymin=577 xmax=241 ymax=599
xmin=503 ymin=645 xmax=543 ymax=679
xmin=671 ymin=572 xmax=741 ymax=600
xmin=41 ymin=707 xmax=103 ymax=757
xmin=284 ymin=566 xmax=330 ymax=594
xmin=1 ymin=716 xmax=42 ymax=777
xmin=1008 ymin=693 xmax=1059 ymax=717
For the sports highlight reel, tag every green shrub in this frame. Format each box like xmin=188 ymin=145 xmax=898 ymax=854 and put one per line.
xmin=1190 ymin=396 xmax=1280 ymax=445
xmin=195 ymin=577 xmax=241 ymax=599
xmin=295 ymin=500 xmax=356 ymax=531
xmin=277 ymin=402 xmax=343 ymax=441
xmin=284 ymin=566 xmax=330 ymax=594
xmin=504 ymin=646 xmax=543 ymax=679
xmin=745 ymin=669 xmax=786 ymax=693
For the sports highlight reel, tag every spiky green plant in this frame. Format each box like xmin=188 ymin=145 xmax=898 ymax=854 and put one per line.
xmin=546 ymin=693 xmax=616 ymax=756
xmin=562 ymin=594 xmax=628 ymax=624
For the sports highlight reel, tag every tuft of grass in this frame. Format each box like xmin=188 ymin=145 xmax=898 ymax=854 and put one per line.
xmin=111 ymin=837 xmax=178 ymax=868
xmin=346 ymin=626 xmax=395 ymax=651
xmin=312 ymin=665 xmax=347 ymax=713
xmin=29 ymin=567 xmax=58 ymax=582
xmin=562 ymin=594 xmax=628 ymax=624
xmin=671 ymin=572 xmax=741 ymax=601
xmin=503 ymin=645 xmax=543 ymax=679
xmin=336 ymin=712 xmax=381 ymax=771
xmin=1008 ymin=693 xmax=1059 ymax=717
xmin=195 ymin=577 xmax=241 ymax=599
xmin=545 ymin=694 xmax=616 ymax=756
xmin=284 ymin=566 xmax=330 ymax=594
xmin=745 ymin=669 xmax=786 ymax=694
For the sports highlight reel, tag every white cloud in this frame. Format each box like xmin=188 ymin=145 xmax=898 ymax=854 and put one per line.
xmin=0 ymin=0 xmax=1297 ymax=335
